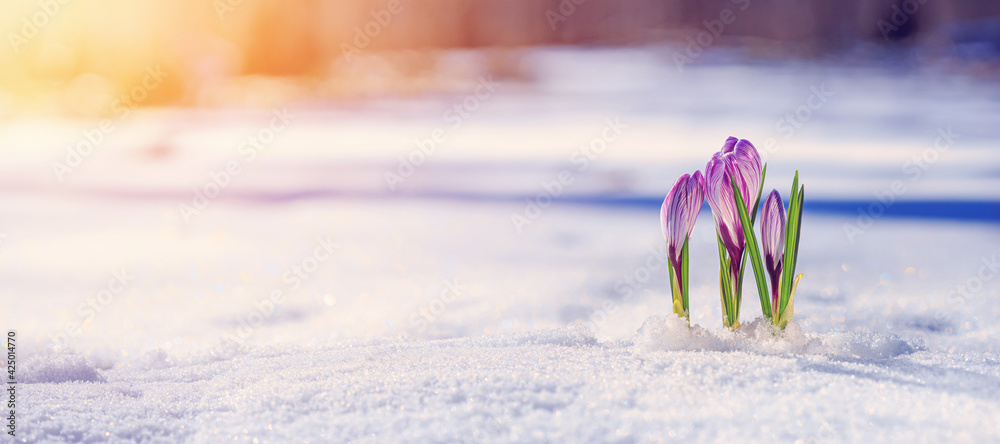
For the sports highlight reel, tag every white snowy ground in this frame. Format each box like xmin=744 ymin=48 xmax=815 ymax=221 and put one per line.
xmin=1 ymin=47 xmax=1000 ymax=442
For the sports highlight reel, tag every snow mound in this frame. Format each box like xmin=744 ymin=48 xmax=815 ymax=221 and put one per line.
xmin=632 ymin=314 xmax=731 ymax=352
xmin=823 ymin=330 xmax=921 ymax=360
xmin=634 ymin=315 xmax=920 ymax=360
xmin=21 ymin=352 xmax=106 ymax=384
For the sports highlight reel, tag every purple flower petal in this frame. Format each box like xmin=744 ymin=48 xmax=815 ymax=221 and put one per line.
xmin=727 ymin=139 xmax=762 ymax=212
xmin=761 ymin=189 xmax=785 ymax=276
xmin=705 ymin=137 xmax=762 ymax=266
xmin=761 ymin=189 xmax=785 ymax=309
xmin=660 ymin=171 xmax=705 ymax=268
xmin=721 ymin=136 xmax=738 ymax=154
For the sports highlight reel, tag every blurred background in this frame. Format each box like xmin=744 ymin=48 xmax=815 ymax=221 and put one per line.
xmin=2 ymin=0 xmax=1000 ymax=113
xmin=1 ymin=0 xmax=999 ymax=358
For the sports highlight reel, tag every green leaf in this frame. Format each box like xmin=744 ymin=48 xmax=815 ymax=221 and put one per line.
xmin=730 ymin=175 xmax=771 ymax=320
xmin=777 ymin=273 xmax=802 ymax=329
xmin=751 ymin=163 xmax=767 ymax=225
xmin=716 ymin=234 xmax=735 ymax=327
xmin=780 ymin=171 xmax=800 ymax=312
xmin=681 ymin=236 xmax=690 ymax=316
xmin=781 ymin=184 xmax=804 ymax=316
xmin=792 ymin=185 xmax=804 ymax=279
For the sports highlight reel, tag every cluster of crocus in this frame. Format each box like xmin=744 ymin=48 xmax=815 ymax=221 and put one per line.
xmin=659 ymin=137 xmax=805 ymax=329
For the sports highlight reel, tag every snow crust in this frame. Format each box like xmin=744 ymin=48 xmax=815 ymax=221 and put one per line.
xmin=16 ymin=324 xmax=1000 ymax=443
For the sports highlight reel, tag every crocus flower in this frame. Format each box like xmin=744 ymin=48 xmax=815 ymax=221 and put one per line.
xmin=705 ymin=137 xmax=763 ymax=327
xmin=705 ymin=137 xmax=762 ymax=262
xmin=761 ymin=189 xmax=785 ymax=318
xmin=660 ymin=171 xmax=705 ymax=319
xmin=660 ymin=171 xmax=706 ymax=277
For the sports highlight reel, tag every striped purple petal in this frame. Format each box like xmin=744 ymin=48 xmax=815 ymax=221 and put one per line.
xmin=660 ymin=171 xmax=705 ymax=267
xmin=705 ymin=154 xmax=742 ymax=256
xmin=705 ymin=137 xmax=762 ymax=263
xmin=761 ymin=189 xmax=785 ymax=309
xmin=720 ymin=136 xmax=738 ymax=154
xmin=761 ymin=190 xmax=786 ymax=277
xmin=727 ymin=139 xmax=762 ymax=213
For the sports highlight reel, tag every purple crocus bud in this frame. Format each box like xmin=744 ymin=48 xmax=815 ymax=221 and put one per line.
xmin=761 ymin=189 xmax=786 ymax=312
xmin=705 ymin=137 xmax=762 ymax=261
xmin=660 ymin=171 xmax=706 ymax=275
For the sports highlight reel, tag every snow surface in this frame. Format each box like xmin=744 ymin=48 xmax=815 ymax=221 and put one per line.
xmin=2 ymin=47 xmax=1000 ymax=442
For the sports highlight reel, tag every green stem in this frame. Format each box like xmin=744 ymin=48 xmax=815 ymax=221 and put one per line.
xmin=716 ymin=234 xmax=736 ymax=328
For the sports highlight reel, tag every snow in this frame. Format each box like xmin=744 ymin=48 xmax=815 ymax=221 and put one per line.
xmin=633 ymin=315 xmax=919 ymax=359
xmin=16 ymin=320 xmax=1000 ymax=442
xmin=20 ymin=353 xmax=105 ymax=384
xmin=3 ymin=47 xmax=1000 ymax=442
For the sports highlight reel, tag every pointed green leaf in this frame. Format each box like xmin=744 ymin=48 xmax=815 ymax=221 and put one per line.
xmin=681 ymin=236 xmax=690 ymax=316
xmin=780 ymin=184 xmax=804 ymax=315
xmin=784 ymin=183 xmax=804 ymax=314
xmin=751 ymin=163 xmax=767 ymax=225
xmin=780 ymin=171 xmax=800 ymax=311
xmin=730 ymin=175 xmax=771 ymax=320
xmin=792 ymin=185 xmax=804 ymax=279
